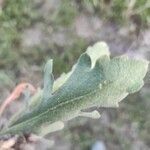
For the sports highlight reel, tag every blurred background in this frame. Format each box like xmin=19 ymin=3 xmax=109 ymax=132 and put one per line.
xmin=0 ymin=0 xmax=150 ymax=149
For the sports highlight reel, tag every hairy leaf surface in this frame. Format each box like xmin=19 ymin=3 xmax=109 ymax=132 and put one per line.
xmin=0 ymin=42 xmax=148 ymax=136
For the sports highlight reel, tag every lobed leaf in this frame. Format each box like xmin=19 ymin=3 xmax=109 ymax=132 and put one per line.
xmin=0 ymin=42 xmax=148 ymax=136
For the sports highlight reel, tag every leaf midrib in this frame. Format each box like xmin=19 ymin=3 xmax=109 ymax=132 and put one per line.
xmin=10 ymin=87 xmax=99 ymax=129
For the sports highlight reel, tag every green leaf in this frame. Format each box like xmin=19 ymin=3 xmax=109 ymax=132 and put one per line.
xmin=43 ymin=59 xmax=54 ymax=100
xmin=0 ymin=42 xmax=148 ymax=136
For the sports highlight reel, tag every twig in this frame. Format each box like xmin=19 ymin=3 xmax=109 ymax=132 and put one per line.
xmin=0 ymin=83 xmax=36 ymax=117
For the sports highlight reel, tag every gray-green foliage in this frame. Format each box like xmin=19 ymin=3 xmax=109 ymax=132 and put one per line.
xmin=0 ymin=42 xmax=148 ymax=136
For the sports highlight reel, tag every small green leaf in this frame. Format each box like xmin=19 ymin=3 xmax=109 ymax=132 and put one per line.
xmin=43 ymin=59 xmax=54 ymax=100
